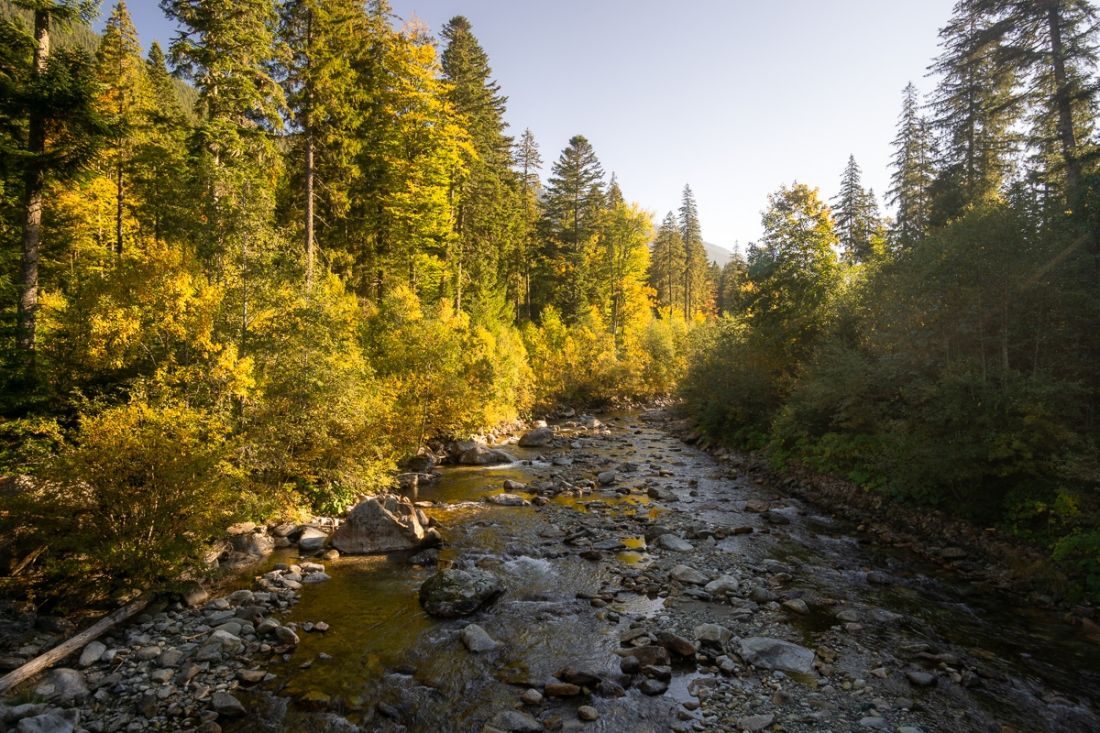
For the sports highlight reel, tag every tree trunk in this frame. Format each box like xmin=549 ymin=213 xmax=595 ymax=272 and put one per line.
xmin=1046 ymin=1 xmax=1081 ymax=202
xmin=304 ymin=10 xmax=316 ymax=288
xmin=17 ymin=11 xmax=51 ymax=372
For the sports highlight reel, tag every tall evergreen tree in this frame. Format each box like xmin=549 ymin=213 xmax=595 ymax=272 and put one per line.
xmin=514 ymin=128 xmax=542 ymax=319
xmin=537 ymin=134 xmax=605 ymax=320
xmin=930 ymin=1 xmax=1022 ymax=218
xmin=649 ymin=212 xmax=685 ymax=316
xmin=888 ymin=82 xmax=937 ymax=248
xmin=832 ymin=155 xmax=881 ymax=263
xmin=716 ymin=251 xmax=748 ymax=316
xmin=6 ymin=0 xmax=102 ymax=371
xmin=95 ymin=0 xmax=151 ymax=256
xmin=678 ymin=184 xmax=709 ymax=318
xmin=440 ymin=15 xmax=520 ymax=313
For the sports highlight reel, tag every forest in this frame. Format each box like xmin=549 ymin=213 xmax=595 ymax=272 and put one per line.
xmin=0 ymin=0 xmax=1098 ymax=606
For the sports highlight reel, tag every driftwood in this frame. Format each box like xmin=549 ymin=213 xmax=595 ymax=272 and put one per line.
xmin=0 ymin=594 xmax=150 ymax=696
xmin=10 ymin=545 xmax=46 ymax=577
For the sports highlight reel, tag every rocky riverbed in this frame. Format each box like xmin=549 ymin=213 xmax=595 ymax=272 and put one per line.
xmin=3 ymin=408 xmax=1099 ymax=733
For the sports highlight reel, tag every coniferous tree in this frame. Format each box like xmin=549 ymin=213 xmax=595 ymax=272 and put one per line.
xmin=716 ymin=252 xmax=748 ymax=316
xmin=440 ymin=15 xmax=521 ymax=313
xmin=832 ymin=155 xmax=881 ymax=263
xmin=95 ymin=0 xmax=151 ymax=256
xmin=930 ymin=2 xmax=1022 ymax=219
xmin=537 ymin=134 xmax=605 ymax=320
xmin=649 ymin=212 xmax=685 ymax=316
xmin=6 ymin=0 xmax=102 ymax=371
xmin=888 ymin=82 xmax=937 ymax=248
xmin=679 ymin=184 xmax=709 ymax=318
xmin=514 ymin=128 xmax=542 ymax=319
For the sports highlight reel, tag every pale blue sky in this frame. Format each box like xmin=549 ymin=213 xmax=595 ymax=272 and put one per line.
xmin=103 ymin=0 xmax=954 ymax=248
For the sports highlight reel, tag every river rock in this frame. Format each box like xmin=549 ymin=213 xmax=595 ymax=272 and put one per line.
xmin=639 ymin=678 xmax=668 ymax=696
xmin=486 ymin=493 xmax=529 ymax=506
xmin=332 ymin=495 xmax=433 ymax=554
xmin=211 ymin=691 xmax=246 ymax=717
xmin=78 ymin=640 xmax=106 ymax=668
xmin=234 ymin=532 xmax=274 ymax=556
xmin=704 ymin=575 xmax=739 ymax=594
xmin=906 ymin=670 xmax=937 ymax=687
xmin=460 ymin=624 xmax=500 ymax=652
xmin=297 ymin=527 xmax=329 ymax=553
xmin=736 ymin=713 xmax=775 ymax=731
xmin=694 ymin=623 xmax=733 ymax=644
xmin=485 ymin=710 xmax=541 ymax=733
xmin=196 ymin=629 xmax=243 ymax=661
xmin=670 ymin=564 xmax=708 ymax=585
xmin=16 ymin=711 xmax=77 ymax=733
xmin=419 ymin=568 xmax=504 ymax=617
xmin=655 ymin=631 xmax=695 ymax=657
xmin=596 ymin=470 xmax=616 ymax=485
xmin=518 ymin=427 xmax=553 ymax=447
xmin=658 ymin=534 xmax=693 ymax=552
xmin=33 ymin=669 xmax=87 ymax=703
xmin=738 ymin=637 xmax=815 ymax=674
xmin=578 ymin=705 xmax=598 ymax=721
xmin=544 ymin=682 xmax=581 ymax=697
xmin=459 ymin=445 xmax=514 ymax=466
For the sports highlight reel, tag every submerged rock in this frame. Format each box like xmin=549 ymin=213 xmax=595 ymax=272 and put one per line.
xmin=460 ymin=624 xmax=501 ymax=652
xmin=332 ymin=494 xmax=437 ymax=554
xmin=419 ymin=568 xmax=504 ymax=618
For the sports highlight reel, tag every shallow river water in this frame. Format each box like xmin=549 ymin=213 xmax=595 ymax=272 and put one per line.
xmin=230 ymin=410 xmax=1100 ymax=733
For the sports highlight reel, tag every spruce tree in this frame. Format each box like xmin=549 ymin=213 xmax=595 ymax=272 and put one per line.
xmin=514 ymin=128 xmax=542 ymax=319
xmin=537 ymin=134 xmax=605 ymax=320
xmin=888 ymin=82 xmax=936 ymax=248
xmin=832 ymin=155 xmax=881 ymax=263
xmin=648 ymin=212 xmax=685 ymax=316
xmin=679 ymin=184 xmax=709 ymax=318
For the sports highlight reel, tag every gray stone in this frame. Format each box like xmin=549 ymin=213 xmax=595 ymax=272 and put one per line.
xmin=736 ymin=714 xmax=775 ymax=731
xmin=518 ymin=427 xmax=553 ymax=447
xmin=460 ymin=624 xmax=501 ymax=652
xmin=520 ymin=688 xmax=543 ymax=705
xmin=639 ymin=678 xmax=668 ymax=696
xmin=458 ymin=445 xmax=514 ymax=466
xmin=578 ymin=705 xmax=598 ymax=721
xmin=332 ymin=495 xmax=437 ymax=554
xmin=78 ymin=641 xmax=106 ymax=668
xmin=658 ymin=534 xmax=693 ymax=552
xmin=693 ymin=623 xmax=732 ymax=645
xmin=655 ymin=631 xmax=695 ymax=657
xmin=596 ymin=470 xmax=616 ymax=485
xmin=905 ymin=670 xmax=937 ymax=687
xmin=859 ymin=717 xmax=888 ymax=729
xmin=486 ymin=710 xmax=541 ymax=732
xmin=33 ymin=669 xmax=88 ymax=703
xmin=704 ymin=575 xmax=739 ymax=594
xmin=297 ymin=527 xmax=329 ymax=553
xmin=228 ymin=589 xmax=254 ymax=605
xmin=275 ymin=626 xmax=300 ymax=645
xmin=195 ymin=630 xmax=243 ymax=662
xmin=486 ymin=493 xmax=529 ymax=506
xmin=301 ymin=571 xmax=331 ymax=584
xmin=16 ymin=711 xmax=77 ymax=733
xmin=670 ymin=564 xmax=708 ymax=585
xmin=157 ymin=648 xmax=185 ymax=668
xmin=783 ymin=598 xmax=809 ymax=614
xmin=419 ymin=568 xmax=504 ymax=618
xmin=738 ymin=637 xmax=815 ymax=675
xmin=211 ymin=691 xmax=246 ymax=717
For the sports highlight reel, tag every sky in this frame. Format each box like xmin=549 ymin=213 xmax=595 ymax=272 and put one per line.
xmin=100 ymin=0 xmax=955 ymax=250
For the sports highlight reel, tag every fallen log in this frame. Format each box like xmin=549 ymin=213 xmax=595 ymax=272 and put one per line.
xmin=0 ymin=594 xmax=150 ymax=696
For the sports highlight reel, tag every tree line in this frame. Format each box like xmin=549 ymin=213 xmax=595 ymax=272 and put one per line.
xmin=0 ymin=0 xmax=707 ymax=600
xmin=683 ymin=0 xmax=1100 ymax=599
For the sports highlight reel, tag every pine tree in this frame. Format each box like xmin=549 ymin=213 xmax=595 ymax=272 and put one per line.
xmin=7 ymin=0 xmax=102 ymax=371
xmin=716 ymin=252 xmax=748 ymax=315
xmin=888 ymin=82 xmax=936 ymax=248
xmin=648 ymin=212 xmax=685 ymax=316
xmin=440 ymin=15 xmax=521 ymax=314
xmin=514 ymin=128 xmax=542 ymax=319
xmin=96 ymin=0 xmax=152 ymax=256
xmin=832 ymin=155 xmax=881 ymax=263
xmin=537 ymin=134 xmax=605 ymax=320
xmin=596 ymin=178 xmax=652 ymax=346
xmin=679 ymin=184 xmax=709 ymax=318
xmin=279 ymin=0 xmax=372 ymax=286
xmin=930 ymin=2 xmax=1022 ymax=218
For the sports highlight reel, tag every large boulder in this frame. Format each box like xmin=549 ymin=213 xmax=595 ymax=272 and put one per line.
xmin=332 ymin=495 xmax=437 ymax=554
xmin=419 ymin=568 xmax=504 ymax=618
xmin=738 ymin=637 xmax=815 ymax=674
xmin=458 ymin=445 xmax=514 ymax=466
xmin=32 ymin=669 xmax=88 ymax=703
xmin=517 ymin=427 xmax=553 ymax=447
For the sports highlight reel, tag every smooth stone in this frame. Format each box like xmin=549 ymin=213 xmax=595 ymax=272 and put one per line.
xmin=704 ymin=576 xmax=739 ymax=594
xmin=418 ymin=569 xmax=504 ymax=618
xmin=639 ymin=678 xmax=668 ymax=696
xmin=195 ymin=630 xmax=243 ymax=662
xmin=738 ymin=637 xmax=815 ymax=675
xmin=670 ymin=565 xmax=708 ymax=585
xmin=211 ymin=691 xmax=246 ymax=717
xmin=578 ymin=705 xmax=598 ymax=721
xmin=905 ymin=670 xmax=937 ymax=687
xmin=783 ymin=599 xmax=809 ymax=614
xmin=16 ymin=711 xmax=77 ymax=733
xmin=78 ymin=641 xmax=106 ymax=668
xmin=458 ymin=445 xmax=514 ymax=466
xmin=486 ymin=493 xmax=529 ymax=507
xmin=486 ymin=710 xmax=541 ymax=733
xmin=658 ymin=535 xmax=693 ymax=552
xmin=296 ymin=527 xmax=329 ymax=553
xmin=332 ymin=495 xmax=434 ymax=554
xmin=520 ymin=688 xmax=543 ymax=705
xmin=275 ymin=626 xmax=300 ymax=645
xmin=33 ymin=669 xmax=88 ymax=703
xmin=655 ymin=631 xmax=695 ymax=657
xmin=544 ymin=682 xmax=581 ymax=697
xmin=460 ymin=624 xmax=501 ymax=653
xmin=301 ymin=572 xmax=331 ymax=584
xmin=518 ymin=427 xmax=554 ymax=447
xmin=693 ymin=623 xmax=732 ymax=644
xmin=736 ymin=714 xmax=775 ymax=731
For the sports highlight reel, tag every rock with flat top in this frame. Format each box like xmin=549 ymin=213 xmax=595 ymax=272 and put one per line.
xmin=419 ymin=568 xmax=504 ymax=618
xmin=332 ymin=495 xmax=437 ymax=554
xmin=738 ymin=637 xmax=815 ymax=674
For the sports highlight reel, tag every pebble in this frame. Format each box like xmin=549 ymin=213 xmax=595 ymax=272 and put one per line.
xmin=578 ymin=705 xmax=598 ymax=721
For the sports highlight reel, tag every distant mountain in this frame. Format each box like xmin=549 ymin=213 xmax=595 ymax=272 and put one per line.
xmin=703 ymin=241 xmax=734 ymax=267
